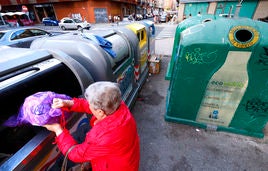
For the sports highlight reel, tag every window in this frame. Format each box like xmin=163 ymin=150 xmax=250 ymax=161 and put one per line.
xmin=64 ymin=19 xmax=73 ymax=23
xmin=30 ymin=29 xmax=49 ymax=36
xmin=19 ymin=30 xmax=33 ymax=38
xmin=73 ymin=18 xmax=82 ymax=23
xmin=10 ymin=29 xmax=29 ymax=40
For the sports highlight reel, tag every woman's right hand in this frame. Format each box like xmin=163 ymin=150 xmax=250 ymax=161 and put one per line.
xmin=52 ymin=98 xmax=74 ymax=109
xmin=52 ymin=98 xmax=65 ymax=108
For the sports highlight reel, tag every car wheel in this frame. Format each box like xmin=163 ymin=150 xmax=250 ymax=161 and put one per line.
xmin=61 ymin=26 xmax=66 ymax=30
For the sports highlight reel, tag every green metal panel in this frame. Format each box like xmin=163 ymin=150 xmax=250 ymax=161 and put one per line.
xmin=239 ymin=0 xmax=258 ymax=18
xmin=215 ymin=1 xmax=237 ymax=15
xmin=215 ymin=0 xmax=258 ymax=18
xmin=182 ymin=1 xmax=258 ymax=19
xmin=184 ymin=2 xmax=209 ymax=17
xmin=165 ymin=17 xmax=268 ymax=138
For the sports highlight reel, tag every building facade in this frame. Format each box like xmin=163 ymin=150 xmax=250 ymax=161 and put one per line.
xmin=0 ymin=0 xmax=176 ymax=24
xmin=1 ymin=0 xmax=267 ymax=24
xmin=0 ymin=0 xmax=138 ymax=23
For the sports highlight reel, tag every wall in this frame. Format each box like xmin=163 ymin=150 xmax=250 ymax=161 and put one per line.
xmin=184 ymin=2 xmax=209 ymax=17
xmin=178 ymin=3 xmax=185 ymax=22
xmin=53 ymin=0 xmax=132 ymax=23
xmin=253 ymin=0 xmax=268 ymax=20
xmin=54 ymin=1 xmax=89 ymax=21
xmin=207 ymin=2 xmax=217 ymax=14
xmin=178 ymin=0 xmax=262 ymax=22
xmin=239 ymin=0 xmax=258 ymax=19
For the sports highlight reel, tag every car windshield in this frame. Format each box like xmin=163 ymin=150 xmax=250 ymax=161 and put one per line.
xmin=73 ymin=18 xmax=82 ymax=23
xmin=10 ymin=29 xmax=33 ymax=40
xmin=31 ymin=29 xmax=49 ymax=36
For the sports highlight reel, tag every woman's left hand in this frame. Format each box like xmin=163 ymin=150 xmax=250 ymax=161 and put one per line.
xmin=43 ymin=123 xmax=63 ymax=136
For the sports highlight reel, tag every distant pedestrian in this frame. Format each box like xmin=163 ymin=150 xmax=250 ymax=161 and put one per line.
xmin=113 ymin=15 xmax=120 ymax=25
xmin=17 ymin=19 xmax=23 ymax=27
xmin=108 ymin=15 xmax=112 ymax=23
xmin=128 ymin=13 xmax=135 ymax=21
xmin=171 ymin=15 xmax=177 ymax=24
xmin=154 ymin=15 xmax=159 ymax=23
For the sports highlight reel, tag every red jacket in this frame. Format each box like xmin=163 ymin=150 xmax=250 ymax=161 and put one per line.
xmin=56 ymin=98 xmax=140 ymax=171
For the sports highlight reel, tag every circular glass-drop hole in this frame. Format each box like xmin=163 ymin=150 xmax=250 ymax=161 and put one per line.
xmin=235 ymin=29 xmax=253 ymax=42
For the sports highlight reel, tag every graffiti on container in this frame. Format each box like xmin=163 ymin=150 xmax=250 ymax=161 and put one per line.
xmin=245 ymin=98 xmax=268 ymax=118
xmin=257 ymin=47 xmax=268 ymax=68
xmin=185 ymin=48 xmax=217 ymax=64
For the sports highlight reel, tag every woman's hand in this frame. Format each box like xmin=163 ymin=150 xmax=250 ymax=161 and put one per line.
xmin=52 ymin=98 xmax=74 ymax=109
xmin=43 ymin=123 xmax=63 ymax=136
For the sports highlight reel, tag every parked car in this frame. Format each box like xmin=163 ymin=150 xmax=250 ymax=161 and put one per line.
xmin=42 ymin=17 xmax=59 ymax=26
xmin=0 ymin=27 xmax=57 ymax=48
xmin=258 ymin=16 xmax=268 ymax=23
xmin=59 ymin=17 xmax=91 ymax=30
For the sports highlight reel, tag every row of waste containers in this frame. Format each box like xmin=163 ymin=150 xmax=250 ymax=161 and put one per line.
xmin=2 ymin=14 xmax=268 ymax=170
xmin=0 ymin=20 xmax=155 ymax=170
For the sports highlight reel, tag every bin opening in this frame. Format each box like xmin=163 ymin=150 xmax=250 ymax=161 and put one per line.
xmin=235 ymin=29 xmax=253 ymax=42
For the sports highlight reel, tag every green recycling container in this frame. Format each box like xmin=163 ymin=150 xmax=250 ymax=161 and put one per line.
xmin=165 ymin=17 xmax=268 ymax=138
xmin=166 ymin=14 xmax=218 ymax=80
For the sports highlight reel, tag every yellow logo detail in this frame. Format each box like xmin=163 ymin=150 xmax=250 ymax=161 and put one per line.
xmin=228 ymin=26 xmax=259 ymax=48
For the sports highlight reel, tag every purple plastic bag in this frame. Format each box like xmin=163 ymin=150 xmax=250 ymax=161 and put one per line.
xmin=3 ymin=91 xmax=72 ymax=127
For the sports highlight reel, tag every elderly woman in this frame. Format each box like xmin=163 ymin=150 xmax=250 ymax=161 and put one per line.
xmin=44 ymin=81 xmax=140 ymax=171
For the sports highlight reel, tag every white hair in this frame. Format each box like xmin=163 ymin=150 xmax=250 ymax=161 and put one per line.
xmin=84 ymin=81 xmax=122 ymax=114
